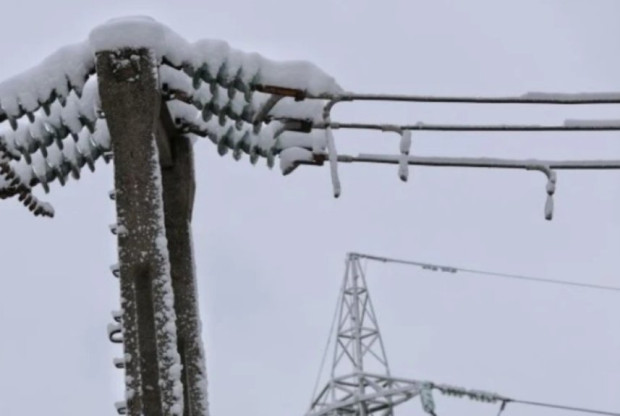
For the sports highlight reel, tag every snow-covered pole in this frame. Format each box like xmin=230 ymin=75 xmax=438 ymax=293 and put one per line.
xmin=96 ymin=48 xmax=184 ymax=416
xmin=159 ymin=107 xmax=210 ymax=416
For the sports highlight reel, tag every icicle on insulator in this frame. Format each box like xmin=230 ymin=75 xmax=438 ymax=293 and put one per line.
xmin=19 ymin=146 xmax=32 ymax=165
xmin=84 ymin=155 xmax=95 ymax=172
xmin=55 ymin=167 xmax=66 ymax=186
xmin=249 ymin=150 xmax=259 ymax=165
xmin=399 ymin=130 xmax=412 ymax=182
xmin=73 ymin=83 xmax=83 ymax=99
xmin=192 ymin=73 xmax=202 ymax=90
xmin=244 ymin=88 xmax=253 ymax=102
xmin=69 ymin=162 xmax=80 ymax=180
xmin=32 ymin=166 xmax=50 ymax=194
xmin=8 ymin=117 xmax=17 ymax=131
xmin=227 ymin=85 xmax=237 ymax=100
xmin=40 ymin=144 xmax=48 ymax=158
xmin=266 ymin=151 xmax=275 ymax=169
xmin=54 ymin=134 xmax=64 ymax=151
xmin=41 ymin=101 xmax=51 ymax=116
xmin=201 ymin=106 xmax=213 ymax=123
xmin=218 ymin=111 xmax=227 ymax=127
xmin=232 ymin=147 xmax=243 ymax=161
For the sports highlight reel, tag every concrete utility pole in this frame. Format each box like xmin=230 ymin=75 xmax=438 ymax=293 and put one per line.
xmin=97 ymin=48 xmax=208 ymax=416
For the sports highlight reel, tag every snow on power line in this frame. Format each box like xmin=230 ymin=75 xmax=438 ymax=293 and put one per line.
xmin=1 ymin=16 xmax=620 ymax=220
xmin=0 ymin=16 xmax=342 ymax=216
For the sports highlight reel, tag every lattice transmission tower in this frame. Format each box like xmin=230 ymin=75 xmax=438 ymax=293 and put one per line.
xmin=309 ymin=253 xmax=425 ymax=416
xmin=307 ymin=253 xmax=620 ymax=416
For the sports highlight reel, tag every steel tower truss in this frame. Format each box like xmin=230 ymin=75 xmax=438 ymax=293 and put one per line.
xmin=308 ymin=253 xmax=427 ymax=416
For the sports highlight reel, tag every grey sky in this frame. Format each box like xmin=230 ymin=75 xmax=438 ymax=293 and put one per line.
xmin=0 ymin=1 xmax=619 ymax=415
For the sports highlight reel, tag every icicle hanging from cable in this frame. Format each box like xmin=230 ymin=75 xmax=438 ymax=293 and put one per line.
xmin=398 ymin=130 xmax=412 ymax=182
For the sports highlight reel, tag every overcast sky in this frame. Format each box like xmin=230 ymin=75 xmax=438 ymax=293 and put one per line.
xmin=0 ymin=1 xmax=619 ymax=416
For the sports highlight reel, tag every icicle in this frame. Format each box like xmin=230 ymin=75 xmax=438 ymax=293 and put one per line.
xmin=398 ymin=130 xmax=412 ymax=182
xmin=31 ymin=165 xmax=50 ymax=194
xmin=325 ymin=127 xmax=341 ymax=198
xmin=544 ymin=170 xmax=557 ymax=221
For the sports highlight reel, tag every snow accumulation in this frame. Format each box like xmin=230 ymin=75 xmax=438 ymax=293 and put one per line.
xmin=434 ymin=383 xmax=504 ymax=403
xmin=522 ymin=91 xmax=620 ymax=101
xmin=0 ymin=16 xmax=343 ymax=207
xmin=564 ymin=118 xmax=620 ymax=127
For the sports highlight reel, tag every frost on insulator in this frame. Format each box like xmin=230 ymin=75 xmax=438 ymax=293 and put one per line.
xmin=434 ymin=384 xmax=503 ymax=403
xmin=0 ymin=117 xmax=109 ymax=194
xmin=420 ymin=384 xmax=435 ymax=415
xmin=0 ymin=41 xmax=94 ymax=121
xmin=167 ymin=100 xmax=283 ymax=165
xmin=0 ymin=15 xmax=340 ymax=203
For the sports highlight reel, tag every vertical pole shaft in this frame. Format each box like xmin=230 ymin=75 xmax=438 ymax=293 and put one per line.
xmin=96 ymin=48 xmax=184 ymax=416
xmin=159 ymin=111 xmax=210 ymax=416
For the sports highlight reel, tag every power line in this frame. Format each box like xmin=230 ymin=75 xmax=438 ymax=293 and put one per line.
xmin=316 ymin=121 xmax=620 ymax=132
xmin=352 ymin=253 xmax=620 ymax=293
xmin=429 ymin=383 xmax=620 ymax=416
xmin=511 ymin=399 xmax=620 ymax=416
xmin=304 ymin=91 xmax=620 ymax=105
